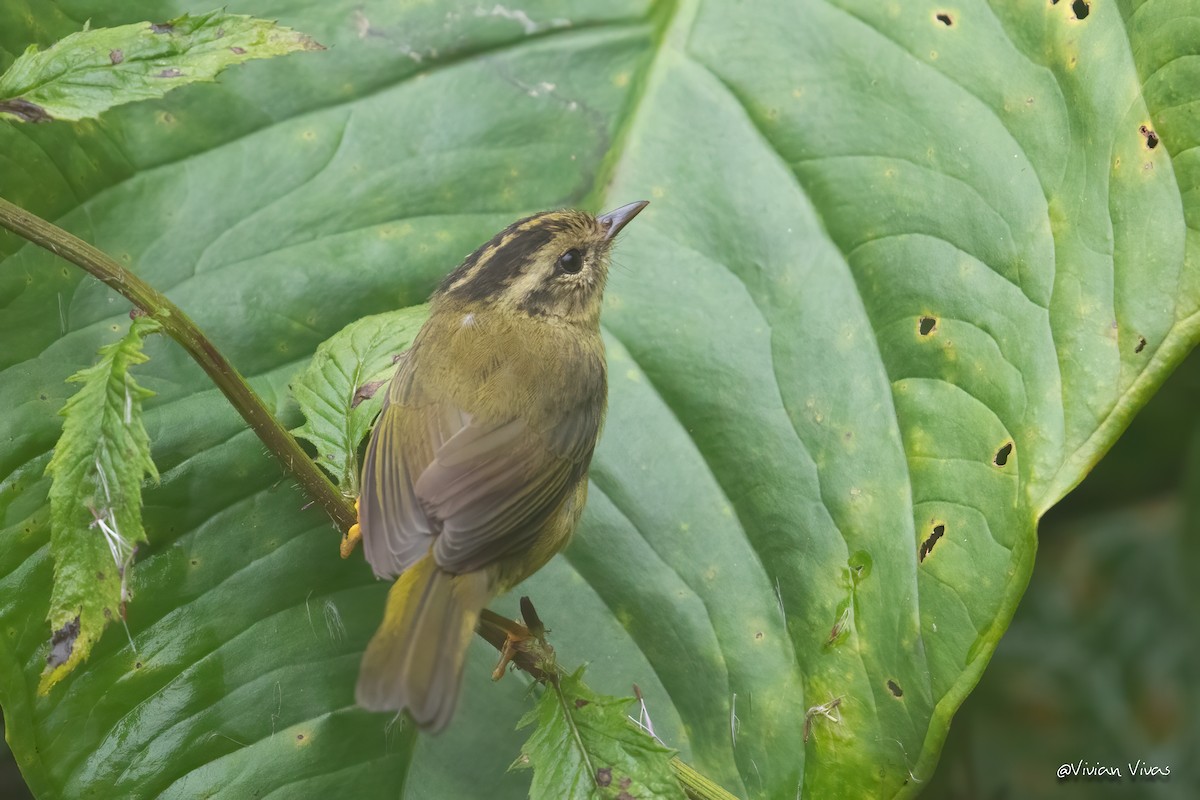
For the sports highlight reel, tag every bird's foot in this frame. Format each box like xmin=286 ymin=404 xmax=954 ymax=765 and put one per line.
xmin=480 ymin=598 xmax=554 ymax=681
xmin=490 ymin=618 xmax=534 ymax=680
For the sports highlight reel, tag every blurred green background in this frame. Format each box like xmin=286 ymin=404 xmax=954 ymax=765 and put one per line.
xmin=4 ymin=348 xmax=1197 ymax=799
xmin=923 ymin=346 xmax=1200 ymax=799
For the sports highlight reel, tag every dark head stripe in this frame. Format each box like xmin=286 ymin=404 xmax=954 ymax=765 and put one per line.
xmin=439 ymin=213 xmax=572 ymax=302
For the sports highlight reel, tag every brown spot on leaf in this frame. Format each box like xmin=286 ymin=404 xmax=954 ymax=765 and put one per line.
xmin=596 ymin=767 xmax=612 ymax=787
xmin=919 ymin=316 xmax=937 ymax=336
xmin=887 ymin=679 xmax=904 ymax=697
xmin=47 ymin=616 xmax=80 ymax=667
xmin=574 ymin=698 xmax=589 ymax=709
xmin=0 ymin=98 xmax=52 ymax=123
xmin=352 ymin=380 xmax=386 ymax=408
xmin=135 ymin=661 xmax=143 ymax=669
xmin=96 ymin=571 xmax=105 ymax=581
xmin=230 ymin=46 xmax=247 ymax=55
xmin=994 ymin=441 xmax=1013 ymax=467
xmin=110 ymin=49 xmax=124 ymax=64
xmin=150 ymin=22 xmax=174 ymax=33
xmin=1135 ymin=336 xmax=1147 ymax=354
xmin=620 ymin=777 xmax=631 ymax=789
xmin=296 ymin=733 xmax=305 ymax=741
xmin=156 ymin=68 xmax=183 ymax=78
xmin=618 ymin=792 xmax=635 ymax=800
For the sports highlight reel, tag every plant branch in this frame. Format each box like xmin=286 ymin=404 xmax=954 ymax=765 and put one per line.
xmin=0 ymin=196 xmax=357 ymax=531
xmin=2 ymin=198 xmax=737 ymax=800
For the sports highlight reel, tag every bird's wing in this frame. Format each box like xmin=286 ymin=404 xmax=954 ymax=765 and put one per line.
xmin=416 ymin=413 xmax=593 ymax=575
xmin=361 ymin=353 xmax=603 ymax=579
xmin=360 ymin=355 xmax=456 ymax=579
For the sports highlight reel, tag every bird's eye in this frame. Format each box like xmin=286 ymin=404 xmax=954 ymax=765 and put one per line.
xmin=556 ymin=248 xmax=583 ymax=274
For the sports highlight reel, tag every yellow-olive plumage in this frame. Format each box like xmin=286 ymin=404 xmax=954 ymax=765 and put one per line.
xmin=355 ymin=201 xmax=648 ymax=731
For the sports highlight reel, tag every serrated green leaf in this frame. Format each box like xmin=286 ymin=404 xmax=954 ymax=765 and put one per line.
xmin=291 ymin=306 xmax=428 ymax=494
xmin=39 ymin=315 xmax=161 ymax=694
xmin=1 ymin=0 xmax=1199 ymax=798
xmin=0 ymin=9 xmax=323 ymax=123
xmin=517 ymin=670 xmax=685 ymax=800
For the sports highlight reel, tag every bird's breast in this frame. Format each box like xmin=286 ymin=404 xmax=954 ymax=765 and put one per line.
xmin=417 ymin=309 xmax=606 ymax=426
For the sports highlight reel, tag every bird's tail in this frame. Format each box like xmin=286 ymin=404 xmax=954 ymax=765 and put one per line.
xmin=355 ymin=555 xmax=492 ymax=732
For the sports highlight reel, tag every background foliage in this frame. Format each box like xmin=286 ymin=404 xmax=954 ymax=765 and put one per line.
xmin=1 ymin=0 xmax=1199 ymax=798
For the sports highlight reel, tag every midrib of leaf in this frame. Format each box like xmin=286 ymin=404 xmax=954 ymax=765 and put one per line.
xmin=665 ymin=26 xmax=1031 ymax=800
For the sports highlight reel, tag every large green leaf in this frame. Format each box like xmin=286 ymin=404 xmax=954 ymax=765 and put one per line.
xmin=1 ymin=0 xmax=1198 ymax=797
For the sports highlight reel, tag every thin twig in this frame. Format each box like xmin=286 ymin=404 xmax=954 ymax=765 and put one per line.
xmin=0 ymin=196 xmax=356 ymax=531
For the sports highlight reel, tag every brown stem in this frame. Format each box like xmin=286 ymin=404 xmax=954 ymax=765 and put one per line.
xmin=0 ymin=196 xmax=356 ymax=531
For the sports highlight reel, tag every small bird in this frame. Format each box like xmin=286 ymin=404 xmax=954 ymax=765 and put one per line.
xmin=355 ymin=201 xmax=648 ymax=731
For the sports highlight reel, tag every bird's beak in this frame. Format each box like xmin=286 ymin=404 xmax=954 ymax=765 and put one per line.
xmin=598 ymin=200 xmax=649 ymax=241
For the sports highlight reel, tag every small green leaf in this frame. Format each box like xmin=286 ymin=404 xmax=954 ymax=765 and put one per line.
xmin=40 ymin=315 xmax=161 ymax=694
xmin=292 ymin=306 xmax=429 ymax=495
xmin=0 ymin=10 xmax=323 ymax=123
xmin=517 ymin=669 xmax=686 ymax=800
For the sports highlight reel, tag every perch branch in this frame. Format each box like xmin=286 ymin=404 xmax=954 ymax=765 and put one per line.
xmin=0 ymin=195 xmax=356 ymax=531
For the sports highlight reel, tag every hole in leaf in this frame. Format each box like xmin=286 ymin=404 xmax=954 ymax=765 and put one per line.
xmin=1140 ymin=125 xmax=1159 ymax=149
xmin=919 ymin=316 xmax=937 ymax=336
xmin=887 ymin=680 xmax=904 ymax=697
xmin=994 ymin=442 xmax=1013 ymax=467
xmin=1135 ymin=336 xmax=1147 ymax=354
xmin=1072 ymin=0 xmax=1089 ymax=18
xmin=919 ymin=524 xmax=946 ymax=562
xmin=935 ymin=12 xmax=953 ymax=25
xmin=848 ymin=550 xmax=873 ymax=580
